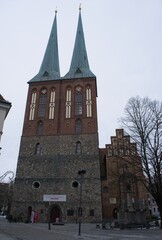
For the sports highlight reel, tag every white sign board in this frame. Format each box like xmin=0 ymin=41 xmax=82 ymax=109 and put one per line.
xmin=43 ymin=194 xmax=66 ymax=202
xmin=109 ymin=198 xmax=117 ymax=204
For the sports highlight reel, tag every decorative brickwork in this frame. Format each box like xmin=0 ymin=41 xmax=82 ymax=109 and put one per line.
xmin=100 ymin=129 xmax=148 ymax=222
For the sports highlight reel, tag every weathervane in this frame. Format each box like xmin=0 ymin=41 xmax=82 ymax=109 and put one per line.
xmin=55 ymin=6 xmax=57 ymax=15
xmin=79 ymin=3 xmax=81 ymax=12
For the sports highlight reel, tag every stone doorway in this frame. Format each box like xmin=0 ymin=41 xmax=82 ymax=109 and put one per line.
xmin=113 ymin=208 xmax=118 ymax=219
xmin=50 ymin=205 xmax=62 ymax=223
xmin=27 ymin=206 xmax=32 ymax=223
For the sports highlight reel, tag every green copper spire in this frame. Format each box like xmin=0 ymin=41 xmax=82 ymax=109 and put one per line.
xmin=29 ymin=11 xmax=60 ymax=82
xmin=63 ymin=8 xmax=95 ymax=79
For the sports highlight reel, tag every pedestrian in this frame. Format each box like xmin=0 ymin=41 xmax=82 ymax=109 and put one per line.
xmin=34 ymin=211 xmax=38 ymax=223
xmin=31 ymin=210 xmax=35 ymax=223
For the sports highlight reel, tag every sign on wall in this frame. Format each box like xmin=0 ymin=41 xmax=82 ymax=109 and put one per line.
xmin=109 ymin=198 xmax=117 ymax=204
xmin=43 ymin=194 xmax=66 ymax=202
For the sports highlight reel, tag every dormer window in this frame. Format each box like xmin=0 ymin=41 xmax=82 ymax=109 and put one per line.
xmin=43 ymin=71 xmax=49 ymax=77
xmin=76 ymin=68 xmax=82 ymax=74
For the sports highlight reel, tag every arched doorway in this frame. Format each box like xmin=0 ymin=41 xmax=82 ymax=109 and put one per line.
xmin=113 ymin=208 xmax=118 ymax=219
xmin=27 ymin=206 xmax=32 ymax=222
xmin=50 ymin=205 xmax=62 ymax=223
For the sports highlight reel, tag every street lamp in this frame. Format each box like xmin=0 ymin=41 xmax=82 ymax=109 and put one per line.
xmin=78 ymin=170 xmax=86 ymax=236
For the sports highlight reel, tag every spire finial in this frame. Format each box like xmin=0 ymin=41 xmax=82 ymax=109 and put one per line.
xmin=79 ymin=3 xmax=81 ymax=12
xmin=55 ymin=7 xmax=57 ymax=15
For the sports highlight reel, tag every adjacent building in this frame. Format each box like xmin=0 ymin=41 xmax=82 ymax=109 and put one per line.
xmin=0 ymin=95 xmax=12 ymax=215
xmin=100 ymin=129 xmax=148 ymax=224
xmin=0 ymin=95 xmax=11 ymax=144
xmin=148 ymin=193 xmax=160 ymax=218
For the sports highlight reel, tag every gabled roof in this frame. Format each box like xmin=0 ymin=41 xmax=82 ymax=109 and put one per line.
xmin=0 ymin=94 xmax=11 ymax=105
xmin=0 ymin=94 xmax=12 ymax=119
xmin=0 ymin=94 xmax=5 ymax=102
xmin=63 ymin=8 xmax=95 ymax=79
xmin=29 ymin=11 xmax=60 ymax=82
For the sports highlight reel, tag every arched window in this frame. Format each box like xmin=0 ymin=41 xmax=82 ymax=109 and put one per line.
xmin=86 ymin=85 xmax=92 ymax=117
xmin=100 ymin=155 xmax=107 ymax=179
xmin=29 ymin=89 xmax=37 ymax=120
xmin=107 ymin=146 xmax=112 ymax=156
xmin=102 ymin=187 xmax=108 ymax=193
xmin=35 ymin=143 xmax=41 ymax=155
xmin=36 ymin=121 xmax=44 ymax=135
xmin=38 ymin=88 xmax=47 ymax=117
xmin=75 ymin=86 xmax=82 ymax=115
xmin=125 ymin=149 xmax=130 ymax=155
xmin=75 ymin=119 xmax=82 ymax=134
xmin=65 ymin=87 xmax=72 ymax=118
xmin=76 ymin=141 xmax=82 ymax=155
xmin=49 ymin=88 xmax=55 ymax=119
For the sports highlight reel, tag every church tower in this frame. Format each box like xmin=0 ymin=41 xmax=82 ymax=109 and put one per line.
xmin=11 ymin=9 xmax=102 ymax=223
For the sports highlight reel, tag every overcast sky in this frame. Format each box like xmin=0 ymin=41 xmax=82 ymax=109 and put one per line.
xmin=1 ymin=0 xmax=162 ymax=181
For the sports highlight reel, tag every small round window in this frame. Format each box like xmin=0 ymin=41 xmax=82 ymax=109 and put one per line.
xmin=72 ymin=181 xmax=79 ymax=188
xmin=32 ymin=181 xmax=40 ymax=189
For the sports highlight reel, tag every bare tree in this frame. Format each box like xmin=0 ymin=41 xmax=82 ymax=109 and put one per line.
xmin=120 ymin=96 xmax=162 ymax=228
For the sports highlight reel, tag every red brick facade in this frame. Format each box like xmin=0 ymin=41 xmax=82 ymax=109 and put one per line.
xmin=23 ymin=78 xmax=97 ymax=137
xmin=100 ymin=129 xmax=148 ymax=221
xmin=11 ymin=76 xmax=102 ymax=223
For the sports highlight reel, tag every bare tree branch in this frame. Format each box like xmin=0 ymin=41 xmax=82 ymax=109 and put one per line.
xmin=120 ymin=96 xmax=162 ymax=228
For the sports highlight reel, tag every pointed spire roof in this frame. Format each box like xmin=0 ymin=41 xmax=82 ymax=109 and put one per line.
xmin=63 ymin=8 xmax=95 ymax=79
xmin=29 ymin=11 xmax=60 ymax=82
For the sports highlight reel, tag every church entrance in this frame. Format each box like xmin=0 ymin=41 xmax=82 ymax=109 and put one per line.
xmin=50 ymin=205 xmax=62 ymax=223
xmin=113 ymin=208 xmax=118 ymax=219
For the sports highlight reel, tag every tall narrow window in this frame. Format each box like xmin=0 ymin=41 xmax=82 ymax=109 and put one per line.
xmin=36 ymin=121 xmax=44 ymax=135
xmin=35 ymin=143 xmax=41 ymax=155
xmin=75 ymin=86 xmax=82 ymax=115
xmin=38 ymin=88 xmax=47 ymax=117
xmin=86 ymin=85 xmax=92 ymax=117
xmin=76 ymin=141 xmax=82 ymax=155
xmin=29 ymin=90 xmax=37 ymax=120
xmin=49 ymin=88 xmax=55 ymax=119
xmin=75 ymin=119 xmax=82 ymax=134
xmin=65 ymin=87 xmax=72 ymax=118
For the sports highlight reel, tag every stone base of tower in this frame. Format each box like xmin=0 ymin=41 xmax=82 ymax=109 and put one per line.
xmin=11 ymin=133 xmax=102 ymax=223
xmin=11 ymin=200 xmax=102 ymax=223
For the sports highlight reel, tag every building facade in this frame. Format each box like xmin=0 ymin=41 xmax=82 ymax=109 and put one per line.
xmin=148 ymin=193 xmax=160 ymax=218
xmin=11 ymin=10 xmax=102 ymax=223
xmin=100 ymin=129 xmax=148 ymax=222
xmin=11 ymin=10 xmax=148 ymax=224
xmin=0 ymin=95 xmax=11 ymax=144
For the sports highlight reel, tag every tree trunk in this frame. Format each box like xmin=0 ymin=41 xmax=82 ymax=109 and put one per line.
xmin=158 ymin=203 xmax=162 ymax=229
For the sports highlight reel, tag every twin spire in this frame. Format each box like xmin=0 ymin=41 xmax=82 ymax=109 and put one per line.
xmin=29 ymin=9 xmax=95 ymax=82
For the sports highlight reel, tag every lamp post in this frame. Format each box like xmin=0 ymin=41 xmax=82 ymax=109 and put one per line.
xmin=78 ymin=170 xmax=86 ymax=236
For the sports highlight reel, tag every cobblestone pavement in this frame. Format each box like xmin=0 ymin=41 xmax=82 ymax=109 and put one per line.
xmin=0 ymin=217 xmax=162 ymax=240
